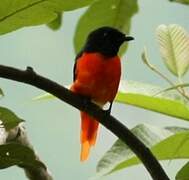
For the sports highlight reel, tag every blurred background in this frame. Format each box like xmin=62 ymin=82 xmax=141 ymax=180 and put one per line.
xmin=0 ymin=0 xmax=189 ymax=179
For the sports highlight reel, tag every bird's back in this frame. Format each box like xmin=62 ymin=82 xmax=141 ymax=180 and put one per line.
xmin=71 ymin=52 xmax=121 ymax=104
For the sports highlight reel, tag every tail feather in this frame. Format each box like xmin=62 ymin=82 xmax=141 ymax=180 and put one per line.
xmin=80 ymin=112 xmax=99 ymax=161
xmin=81 ymin=141 xmax=90 ymax=161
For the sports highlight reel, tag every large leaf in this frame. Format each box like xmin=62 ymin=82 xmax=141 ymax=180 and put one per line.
xmin=176 ymin=161 xmax=189 ymax=180
xmin=0 ymin=106 xmax=24 ymax=130
xmin=156 ymin=24 xmax=189 ymax=77
xmin=169 ymin=0 xmax=189 ymax=5
xmin=116 ymin=80 xmax=189 ymax=121
xmin=95 ymin=124 xmax=189 ymax=178
xmin=0 ymin=0 xmax=94 ymax=35
xmin=74 ymin=0 xmax=138 ymax=55
xmin=0 ymin=143 xmax=45 ymax=169
xmin=33 ymin=81 xmax=189 ymax=121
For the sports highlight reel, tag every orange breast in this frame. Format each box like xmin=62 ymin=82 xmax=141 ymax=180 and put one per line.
xmin=71 ymin=52 xmax=121 ymax=104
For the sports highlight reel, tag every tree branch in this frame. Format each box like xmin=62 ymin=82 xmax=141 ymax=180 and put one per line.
xmin=0 ymin=64 xmax=170 ymax=180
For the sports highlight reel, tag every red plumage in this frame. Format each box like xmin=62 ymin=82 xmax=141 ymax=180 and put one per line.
xmin=71 ymin=52 xmax=121 ymax=161
xmin=70 ymin=26 xmax=133 ymax=161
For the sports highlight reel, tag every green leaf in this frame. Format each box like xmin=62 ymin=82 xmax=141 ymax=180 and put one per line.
xmin=74 ymin=0 xmax=138 ymax=55
xmin=176 ymin=161 xmax=189 ymax=180
xmin=0 ymin=0 xmax=94 ymax=35
xmin=95 ymin=124 xmax=189 ymax=178
xmin=32 ymin=92 xmax=55 ymax=101
xmin=0 ymin=106 xmax=24 ymax=130
xmin=0 ymin=143 xmax=45 ymax=169
xmin=169 ymin=0 xmax=189 ymax=5
xmin=165 ymin=126 xmax=189 ymax=133
xmin=47 ymin=12 xmax=62 ymax=30
xmin=34 ymin=81 xmax=189 ymax=122
xmin=116 ymin=80 xmax=189 ymax=121
xmin=32 ymin=85 xmax=70 ymax=100
xmin=156 ymin=24 xmax=189 ymax=77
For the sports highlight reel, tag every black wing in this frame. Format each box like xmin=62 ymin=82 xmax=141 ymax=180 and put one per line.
xmin=73 ymin=50 xmax=83 ymax=82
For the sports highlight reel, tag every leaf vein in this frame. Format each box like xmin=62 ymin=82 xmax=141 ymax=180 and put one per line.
xmin=0 ymin=0 xmax=48 ymax=23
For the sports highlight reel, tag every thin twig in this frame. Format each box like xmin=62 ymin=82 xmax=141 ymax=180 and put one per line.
xmin=178 ymin=77 xmax=189 ymax=98
xmin=142 ymin=48 xmax=189 ymax=101
xmin=0 ymin=64 xmax=170 ymax=180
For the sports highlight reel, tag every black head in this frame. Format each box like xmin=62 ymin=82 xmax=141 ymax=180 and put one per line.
xmin=83 ymin=26 xmax=134 ymax=57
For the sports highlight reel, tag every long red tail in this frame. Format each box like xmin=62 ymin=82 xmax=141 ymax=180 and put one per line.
xmin=80 ymin=112 xmax=99 ymax=161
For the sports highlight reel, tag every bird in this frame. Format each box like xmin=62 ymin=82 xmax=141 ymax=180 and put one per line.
xmin=70 ymin=26 xmax=134 ymax=161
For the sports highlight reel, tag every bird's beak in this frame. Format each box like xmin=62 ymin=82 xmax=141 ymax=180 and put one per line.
xmin=124 ymin=35 xmax=134 ymax=41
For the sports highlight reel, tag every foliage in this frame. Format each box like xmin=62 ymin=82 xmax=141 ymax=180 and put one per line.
xmin=0 ymin=0 xmax=189 ymax=180
xmin=0 ymin=0 xmax=94 ymax=35
xmin=0 ymin=143 xmax=45 ymax=170
xmin=116 ymin=80 xmax=189 ymax=121
xmin=111 ymin=24 xmax=189 ymax=179
xmin=156 ymin=24 xmax=189 ymax=77
xmin=169 ymin=0 xmax=189 ymax=5
xmin=95 ymin=124 xmax=189 ymax=178
xmin=34 ymin=80 xmax=189 ymax=120
xmin=0 ymin=106 xmax=24 ymax=130
xmin=176 ymin=161 xmax=189 ymax=180
xmin=74 ymin=0 xmax=138 ymax=55
xmin=47 ymin=12 xmax=63 ymax=30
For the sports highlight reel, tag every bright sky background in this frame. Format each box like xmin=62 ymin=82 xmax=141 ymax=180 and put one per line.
xmin=0 ymin=0 xmax=189 ymax=179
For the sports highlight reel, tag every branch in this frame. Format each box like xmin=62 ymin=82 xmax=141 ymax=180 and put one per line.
xmin=0 ymin=65 xmax=170 ymax=180
xmin=0 ymin=123 xmax=53 ymax=180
